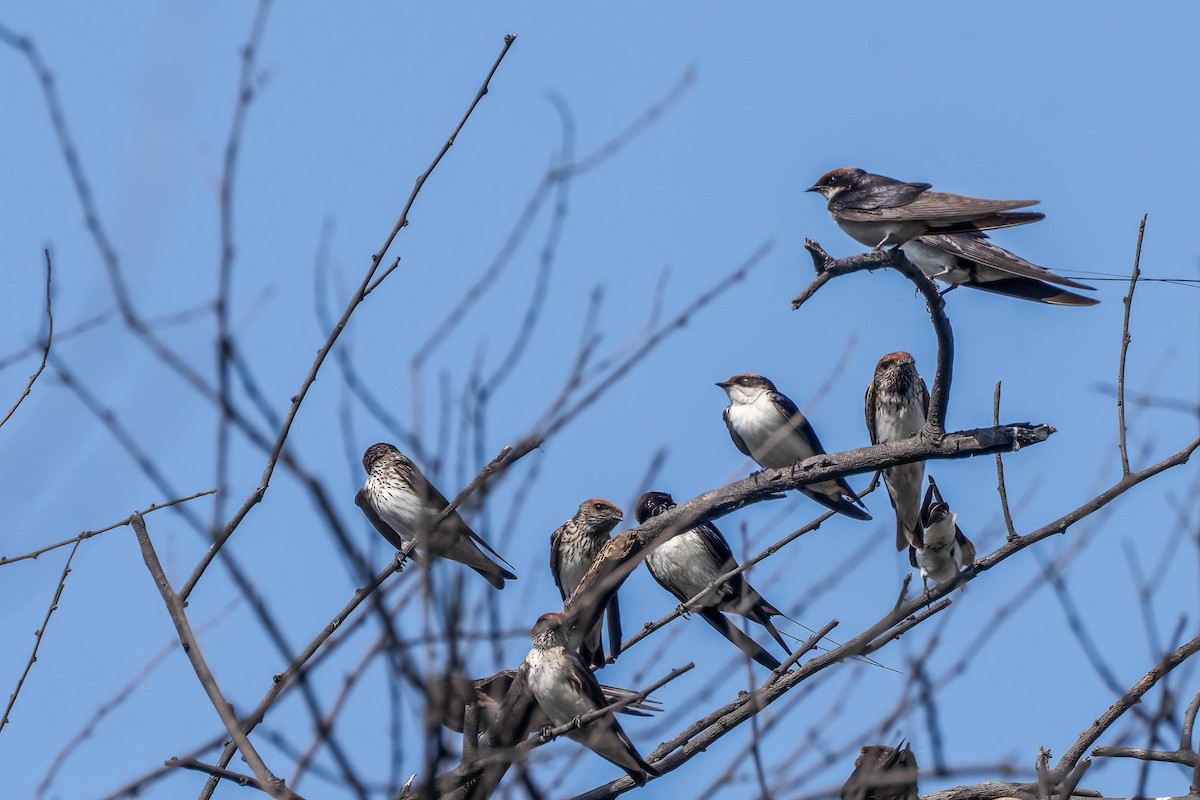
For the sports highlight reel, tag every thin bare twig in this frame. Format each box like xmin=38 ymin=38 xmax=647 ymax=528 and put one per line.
xmin=994 ymin=381 xmax=1018 ymax=540
xmin=0 ymin=538 xmax=80 ymax=734
xmin=1 ymin=249 xmax=53 ymax=430
xmin=0 ymin=489 xmax=216 ymax=567
xmin=1117 ymin=215 xmax=1147 ymax=477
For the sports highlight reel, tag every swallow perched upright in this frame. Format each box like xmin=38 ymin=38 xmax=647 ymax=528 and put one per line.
xmin=807 ymin=168 xmax=1043 ymax=250
xmin=719 ymin=374 xmax=870 ymax=520
xmin=864 ymin=353 xmax=930 ymax=551
xmin=525 ymin=613 xmax=658 ymax=786
xmin=900 ymin=231 xmax=1098 ymax=306
xmin=840 ymin=741 xmax=919 ymax=800
xmin=355 ymin=443 xmax=516 ymax=589
xmin=549 ymin=499 xmax=625 ymax=669
xmin=635 ymin=491 xmax=791 ymax=670
xmin=909 ymin=477 xmax=976 ymax=590
xmin=433 ymin=670 xmax=660 ymax=736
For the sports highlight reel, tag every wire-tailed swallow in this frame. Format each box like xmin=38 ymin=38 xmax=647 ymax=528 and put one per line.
xmin=840 ymin=741 xmax=919 ymax=800
xmin=719 ymin=374 xmax=870 ymax=520
xmin=549 ymin=499 xmax=625 ymax=669
xmin=355 ymin=443 xmax=517 ymax=589
xmin=909 ymin=477 xmax=976 ymax=590
xmin=807 ymin=167 xmax=1043 ymax=249
xmin=864 ymin=353 xmax=930 ymax=551
xmin=635 ymin=491 xmax=791 ymax=670
xmin=899 ymin=231 xmax=1098 ymax=306
xmin=525 ymin=613 xmax=658 ymax=786
xmin=435 ymin=669 xmax=659 ymax=736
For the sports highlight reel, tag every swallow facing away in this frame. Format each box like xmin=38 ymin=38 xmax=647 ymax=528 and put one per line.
xmin=719 ymin=374 xmax=870 ymax=521
xmin=840 ymin=741 xmax=919 ymax=800
xmin=433 ymin=669 xmax=660 ymax=736
xmin=635 ymin=491 xmax=791 ymax=670
xmin=355 ymin=443 xmax=516 ymax=589
xmin=807 ymin=167 xmax=1043 ymax=250
xmin=525 ymin=613 xmax=659 ymax=786
xmin=899 ymin=231 xmax=1098 ymax=306
xmin=864 ymin=353 xmax=930 ymax=551
xmin=549 ymin=499 xmax=625 ymax=669
xmin=909 ymin=477 xmax=976 ymax=591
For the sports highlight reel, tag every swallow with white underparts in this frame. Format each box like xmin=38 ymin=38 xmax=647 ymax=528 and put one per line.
xmin=840 ymin=741 xmax=919 ymax=800
xmin=525 ymin=613 xmax=659 ymax=786
xmin=719 ymin=374 xmax=870 ymax=520
xmin=355 ymin=443 xmax=516 ymax=589
xmin=434 ymin=669 xmax=660 ymax=736
xmin=635 ymin=491 xmax=791 ymax=670
xmin=807 ymin=167 xmax=1043 ymax=250
xmin=865 ymin=352 xmax=930 ymax=551
xmin=909 ymin=477 xmax=976 ymax=590
xmin=899 ymin=231 xmax=1098 ymax=306
xmin=549 ymin=499 xmax=625 ymax=669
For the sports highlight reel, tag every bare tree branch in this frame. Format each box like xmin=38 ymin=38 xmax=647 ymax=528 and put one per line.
xmin=0 ymin=537 xmax=80 ymax=734
xmin=1 ymin=249 xmax=53 ymax=430
xmin=1116 ymin=215 xmax=1147 ymax=477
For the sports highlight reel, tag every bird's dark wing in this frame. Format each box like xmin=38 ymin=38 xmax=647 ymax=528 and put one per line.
xmin=837 ymin=190 xmax=1038 ymax=223
xmin=768 ymin=390 xmax=828 ymax=455
xmin=956 ymin=527 xmax=977 ymax=565
xmin=832 ymin=180 xmax=931 ymax=213
xmin=960 ymin=277 xmax=1100 ymax=306
xmin=864 ymin=381 xmax=878 ymax=445
xmin=908 ymin=544 xmax=920 ymax=569
xmin=548 ymin=523 xmax=568 ymax=601
xmin=355 ymin=487 xmax=408 ymax=552
xmin=918 ymin=376 xmax=930 ymax=419
xmin=605 ymin=592 xmax=623 ymax=663
xmin=917 ymin=232 xmax=1094 ymax=290
xmin=723 ymin=407 xmax=752 ymax=458
xmin=693 ymin=519 xmax=735 ymax=566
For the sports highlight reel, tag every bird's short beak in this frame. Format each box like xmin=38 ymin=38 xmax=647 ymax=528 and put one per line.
xmin=804 ymin=184 xmax=821 ymax=193
xmin=715 ymin=381 xmax=730 ymax=389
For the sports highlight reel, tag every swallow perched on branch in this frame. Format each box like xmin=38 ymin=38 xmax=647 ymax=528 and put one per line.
xmin=807 ymin=167 xmax=1042 ymax=250
xmin=549 ymin=499 xmax=625 ymax=669
xmin=900 ymin=231 xmax=1098 ymax=306
xmin=719 ymin=373 xmax=870 ymax=520
xmin=841 ymin=741 xmax=919 ymax=800
xmin=355 ymin=443 xmax=516 ymax=589
xmin=525 ymin=613 xmax=658 ymax=786
xmin=865 ymin=353 xmax=930 ymax=551
xmin=635 ymin=491 xmax=791 ymax=670
xmin=909 ymin=476 xmax=976 ymax=590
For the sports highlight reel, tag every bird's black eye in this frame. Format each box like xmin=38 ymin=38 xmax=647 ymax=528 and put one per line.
xmin=593 ymin=502 xmax=605 ymax=511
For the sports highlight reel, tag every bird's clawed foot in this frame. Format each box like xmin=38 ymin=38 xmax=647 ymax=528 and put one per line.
xmin=675 ymin=603 xmax=692 ymax=619
xmin=538 ymin=724 xmax=554 ymax=742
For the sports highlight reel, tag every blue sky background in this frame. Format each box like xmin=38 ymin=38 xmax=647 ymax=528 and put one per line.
xmin=2 ymin=4 xmax=1199 ymax=799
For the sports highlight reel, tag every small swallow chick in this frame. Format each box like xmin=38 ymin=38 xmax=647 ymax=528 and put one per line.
xmin=525 ymin=613 xmax=658 ymax=786
xmin=909 ymin=477 xmax=976 ymax=591
xmin=808 ymin=167 xmax=1043 ymax=250
xmin=549 ymin=499 xmax=625 ymax=669
xmin=865 ymin=352 xmax=929 ymax=551
xmin=355 ymin=443 xmax=516 ymax=589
